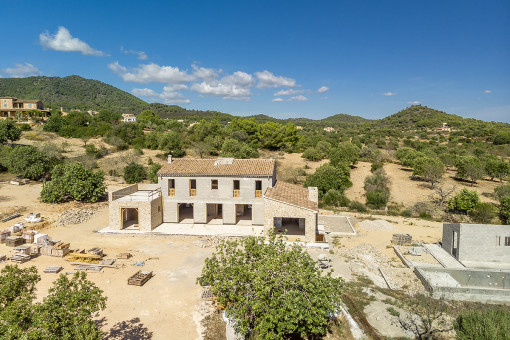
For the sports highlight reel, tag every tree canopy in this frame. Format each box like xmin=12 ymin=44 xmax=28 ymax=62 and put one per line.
xmin=198 ymin=233 xmax=343 ymax=339
xmin=0 ymin=119 xmax=21 ymax=144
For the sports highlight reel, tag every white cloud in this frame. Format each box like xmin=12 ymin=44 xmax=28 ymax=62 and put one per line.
xmin=121 ymin=47 xmax=148 ymax=60
xmin=274 ymin=89 xmax=304 ymax=96
xmin=407 ymin=101 xmax=420 ymax=104
xmin=288 ymin=95 xmax=308 ymax=101
xmin=163 ymin=84 xmax=188 ymax=92
xmin=191 ymin=71 xmax=254 ymax=100
xmin=108 ymin=62 xmax=194 ymax=83
xmin=484 ymin=89 xmax=492 ymax=94
xmin=39 ymin=26 xmax=107 ymax=56
xmin=131 ymin=88 xmax=159 ymax=97
xmin=192 ymin=64 xmax=221 ymax=82
xmin=272 ymin=98 xmax=284 ymax=102
xmin=317 ymin=86 xmax=329 ymax=93
xmin=1 ymin=63 xmax=43 ymax=78
xmin=160 ymin=88 xmax=190 ymax=105
xmin=255 ymin=70 xmax=296 ymax=89
xmin=383 ymin=91 xmax=397 ymax=96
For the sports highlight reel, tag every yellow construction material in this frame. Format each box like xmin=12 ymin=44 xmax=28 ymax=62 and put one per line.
xmin=65 ymin=253 xmax=102 ymax=263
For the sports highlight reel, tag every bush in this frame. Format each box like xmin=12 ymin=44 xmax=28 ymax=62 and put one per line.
xmin=40 ymin=163 xmax=105 ymax=203
xmin=494 ymin=184 xmax=510 ymax=202
xmin=454 ymin=309 xmax=510 ymax=340
xmin=7 ymin=145 xmax=51 ymax=180
xmin=305 ymin=163 xmax=352 ymax=197
xmin=349 ymin=201 xmax=367 ymax=212
xmin=323 ymin=189 xmax=350 ymax=207
xmin=448 ymin=189 xmax=481 ymax=213
xmin=401 ymin=209 xmax=412 ymax=217
xmin=0 ymin=119 xmax=21 ymax=144
xmin=17 ymin=123 xmax=31 ymax=131
xmin=302 ymin=147 xmax=324 ymax=161
xmin=371 ymin=162 xmax=383 ymax=173
xmin=123 ymin=162 xmax=147 ymax=184
xmin=469 ymin=202 xmax=497 ymax=224
xmin=500 ymin=196 xmax=510 ymax=225
xmin=147 ymin=163 xmax=162 ymax=183
xmin=366 ymin=190 xmax=388 ymax=209
xmin=84 ymin=144 xmax=107 ymax=159
xmin=221 ymin=139 xmax=259 ymax=159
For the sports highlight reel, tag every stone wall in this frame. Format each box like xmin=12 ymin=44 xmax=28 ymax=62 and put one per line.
xmin=263 ymin=198 xmax=317 ymax=243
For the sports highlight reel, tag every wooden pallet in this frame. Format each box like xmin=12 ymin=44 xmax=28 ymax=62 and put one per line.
xmin=87 ymin=247 xmax=103 ymax=256
xmin=128 ymin=270 xmax=153 ymax=286
xmin=5 ymin=236 xmax=24 ymax=247
xmin=66 ymin=253 xmax=102 ymax=263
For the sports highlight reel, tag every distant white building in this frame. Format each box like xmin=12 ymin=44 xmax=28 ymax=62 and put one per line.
xmin=323 ymin=127 xmax=335 ymax=133
xmin=122 ymin=114 xmax=137 ymax=123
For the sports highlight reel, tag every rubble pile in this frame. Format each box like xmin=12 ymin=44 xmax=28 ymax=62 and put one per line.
xmin=57 ymin=209 xmax=97 ymax=226
xmin=339 ymin=243 xmax=392 ymax=287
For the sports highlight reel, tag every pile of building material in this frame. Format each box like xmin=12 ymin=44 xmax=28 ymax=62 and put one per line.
xmin=10 ymin=178 xmax=29 ymax=185
xmin=57 ymin=208 xmax=98 ymax=226
xmin=11 ymin=254 xmax=31 ymax=263
xmin=392 ymin=233 xmax=412 ymax=245
xmin=34 ymin=233 xmax=50 ymax=244
xmin=117 ymin=252 xmax=132 ymax=259
xmin=5 ymin=236 xmax=24 ymax=247
xmin=128 ymin=270 xmax=153 ymax=286
xmin=0 ymin=230 xmax=11 ymax=243
xmin=25 ymin=213 xmax=42 ymax=223
xmin=87 ymin=247 xmax=103 ymax=256
xmin=8 ymin=222 xmax=24 ymax=233
xmin=41 ymin=242 xmax=70 ymax=257
xmin=14 ymin=245 xmax=31 ymax=255
xmin=22 ymin=230 xmax=37 ymax=243
xmin=1 ymin=213 xmax=21 ymax=223
xmin=359 ymin=219 xmax=396 ymax=232
xmin=44 ymin=266 xmax=63 ymax=274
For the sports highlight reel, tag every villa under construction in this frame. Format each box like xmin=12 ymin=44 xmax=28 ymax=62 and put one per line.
xmin=108 ymin=157 xmax=320 ymax=242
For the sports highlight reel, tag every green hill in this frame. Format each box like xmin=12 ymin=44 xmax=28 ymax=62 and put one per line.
xmin=320 ymin=113 xmax=370 ymax=124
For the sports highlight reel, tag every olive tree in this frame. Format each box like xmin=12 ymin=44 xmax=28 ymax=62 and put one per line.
xmin=198 ymin=233 xmax=343 ymax=339
xmin=304 ymin=163 xmax=352 ymax=197
xmin=7 ymin=145 xmax=51 ymax=180
xmin=0 ymin=119 xmax=21 ymax=144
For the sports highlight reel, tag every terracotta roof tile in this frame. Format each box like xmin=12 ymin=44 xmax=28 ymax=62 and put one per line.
xmin=264 ymin=181 xmax=318 ymax=211
xmin=158 ymin=158 xmax=276 ymax=177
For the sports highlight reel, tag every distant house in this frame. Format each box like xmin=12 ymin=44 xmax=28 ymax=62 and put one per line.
xmin=0 ymin=97 xmax=50 ymax=119
xmin=122 ymin=114 xmax=137 ymax=123
xmin=437 ymin=122 xmax=451 ymax=132
xmin=323 ymin=127 xmax=335 ymax=133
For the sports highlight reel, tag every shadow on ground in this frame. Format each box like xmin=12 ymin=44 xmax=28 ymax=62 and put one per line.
xmin=100 ymin=317 xmax=154 ymax=340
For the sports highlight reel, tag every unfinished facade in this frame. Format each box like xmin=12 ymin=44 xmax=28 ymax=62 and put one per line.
xmin=442 ymin=223 xmax=510 ymax=267
xmin=108 ymin=157 xmax=319 ymax=241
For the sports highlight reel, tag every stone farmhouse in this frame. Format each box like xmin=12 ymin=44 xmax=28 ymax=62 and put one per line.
xmin=0 ymin=97 xmax=50 ymax=119
xmin=109 ymin=157 xmax=320 ymax=242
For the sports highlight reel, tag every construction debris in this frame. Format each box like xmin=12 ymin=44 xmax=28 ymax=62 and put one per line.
xmin=10 ymin=178 xmax=29 ymax=185
xmin=22 ymin=230 xmax=37 ymax=243
xmin=14 ymin=245 xmax=31 ymax=255
xmin=25 ymin=213 xmax=42 ymax=223
xmin=34 ymin=233 xmax=50 ymax=244
xmin=1 ymin=213 xmax=22 ymax=223
xmin=0 ymin=230 xmax=11 ymax=243
xmin=338 ymin=243 xmax=392 ymax=287
xmin=0 ymin=255 xmax=6 ymax=262
xmin=66 ymin=253 xmax=102 ymax=263
xmin=128 ymin=270 xmax=153 ymax=286
xmin=44 ymin=266 xmax=63 ymax=274
xmin=87 ymin=247 xmax=103 ymax=256
xmin=41 ymin=242 xmax=71 ymax=257
xmin=57 ymin=208 xmax=98 ymax=226
xmin=8 ymin=222 xmax=24 ymax=233
xmin=74 ymin=264 xmax=103 ymax=272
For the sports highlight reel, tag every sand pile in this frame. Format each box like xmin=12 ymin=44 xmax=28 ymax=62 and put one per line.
xmin=359 ymin=219 xmax=396 ymax=231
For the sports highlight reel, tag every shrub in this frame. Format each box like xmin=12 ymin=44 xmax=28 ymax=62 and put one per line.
xmin=448 ymin=189 xmax=481 ymax=213
xmin=500 ymin=196 xmax=510 ymax=225
xmin=366 ymin=190 xmax=388 ymax=209
xmin=305 ymin=163 xmax=352 ymax=197
xmin=147 ymin=163 xmax=162 ymax=183
xmin=40 ymin=163 xmax=105 ymax=203
xmin=123 ymin=162 xmax=147 ymax=184
xmin=323 ymin=189 xmax=350 ymax=207
xmin=17 ymin=123 xmax=31 ymax=131
xmin=0 ymin=119 xmax=21 ymax=144
xmin=371 ymin=162 xmax=383 ymax=173
xmin=400 ymin=209 xmax=412 ymax=217
xmin=84 ymin=145 xmax=107 ymax=159
xmin=469 ymin=203 xmax=497 ymax=224
xmin=494 ymin=184 xmax=510 ymax=202
xmin=221 ymin=139 xmax=259 ymax=159
xmin=454 ymin=309 xmax=510 ymax=340
xmin=302 ymin=147 xmax=324 ymax=161
xmin=349 ymin=201 xmax=367 ymax=212
xmin=7 ymin=145 xmax=51 ymax=180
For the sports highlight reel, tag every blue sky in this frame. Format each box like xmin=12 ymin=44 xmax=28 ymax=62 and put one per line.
xmin=1 ymin=0 xmax=509 ymax=122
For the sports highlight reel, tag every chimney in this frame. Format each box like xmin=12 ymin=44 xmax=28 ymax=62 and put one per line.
xmin=168 ymin=154 xmax=173 ymax=163
xmin=308 ymin=187 xmax=318 ymax=203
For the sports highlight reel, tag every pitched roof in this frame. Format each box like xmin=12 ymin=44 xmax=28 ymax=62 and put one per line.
xmin=264 ymin=181 xmax=318 ymax=211
xmin=158 ymin=158 xmax=276 ymax=177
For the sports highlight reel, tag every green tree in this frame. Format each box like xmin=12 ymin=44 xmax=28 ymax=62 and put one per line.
xmin=221 ymin=138 xmax=259 ymax=159
xmin=412 ymin=156 xmax=445 ymax=188
xmin=0 ymin=119 xmax=22 ymax=144
xmin=454 ymin=309 xmax=510 ymax=340
xmin=485 ymin=158 xmax=509 ymax=182
xmin=329 ymin=143 xmax=361 ymax=167
xmin=7 ymin=145 xmax=51 ymax=180
xmin=323 ymin=189 xmax=350 ymax=207
xmin=448 ymin=189 xmax=481 ymax=213
xmin=469 ymin=202 xmax=497 ymax=224
xmin=456 ymin=156 xmax=484 ymax=185
xmin=137 ymin=109 xmax=162 ymax=126
xmin=301 ymin=147 xmax=325 ymax=161
xmin=500 ymin=196 xmax=510 ymax=225
xmin=147 ymin=162 xmax=162 ymax=183
xmin=43 ymin=111 xmax=66 ymax=132
xmin=41 ymin=163 xmax=105 ymax=203
xmin=0 ymin=265 xmax=106 ymax=339
xmin=198 ymin=233 xmax=343 ymax=339
xmin=304 ymin=163 xmax=352 ymax=197
xmin=95 ymin=109 xmax=122 ymax=124
xmin=158 ymin=131 xmax=185 ymax=157
xmin=364 ymin=169 xmax=391 ymax=209
xmin=123 ymin=162 xmax=147 ymax=184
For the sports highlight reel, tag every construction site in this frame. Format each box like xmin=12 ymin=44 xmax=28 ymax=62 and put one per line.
xmin=1 ymin=179 xmax=509 ymax=339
